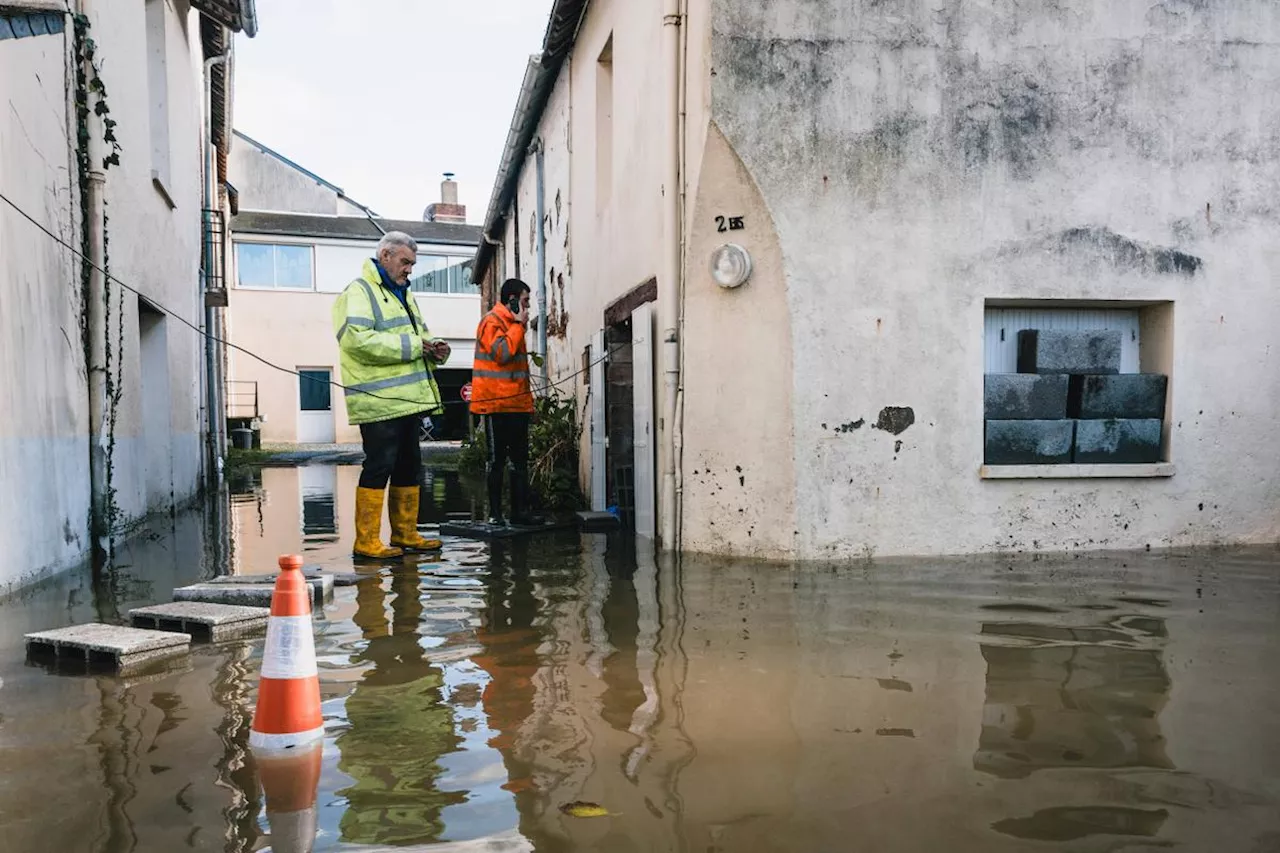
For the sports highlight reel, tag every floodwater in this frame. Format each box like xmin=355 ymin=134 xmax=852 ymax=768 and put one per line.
xmin=1 ymin=465 xmax=1278 ymax=853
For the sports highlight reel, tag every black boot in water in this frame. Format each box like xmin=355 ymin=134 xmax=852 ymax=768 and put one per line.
xmin=486 ymin=464 xmax=506 ymax=526
xmin=508 ymin=465 xmax=545 ymax=527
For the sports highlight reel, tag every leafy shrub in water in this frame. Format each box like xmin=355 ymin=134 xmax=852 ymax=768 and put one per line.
xmin=457 ymin=392 xmax=584 ymax=511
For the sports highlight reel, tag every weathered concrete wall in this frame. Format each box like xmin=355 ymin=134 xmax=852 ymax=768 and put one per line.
xmin=0 ymin=20 xmax=89 ymax=589
xmin=0 ymin=2 xmax=208 ymax=592
xmin=703 ymin=0 xmax=1280 ymax=558
xmin=228 ymin=133 xmax=367 ymax=215
xmin=511 ymin=68 xmax=574 ymax=388
xmin=93 ymin=1 xmax=206 ymax=523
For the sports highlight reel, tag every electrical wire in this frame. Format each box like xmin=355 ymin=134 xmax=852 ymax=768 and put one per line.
xmin=0 ymin=188 xmax=614 ymax=410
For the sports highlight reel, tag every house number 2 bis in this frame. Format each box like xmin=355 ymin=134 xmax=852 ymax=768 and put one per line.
xmin=715 ymin=215 xmax=745 ymax=232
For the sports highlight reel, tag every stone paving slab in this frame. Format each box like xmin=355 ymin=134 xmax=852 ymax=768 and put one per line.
xmin=197 ymin=573 xmax=335 ymax=604
xmin=25 ymin=623 xmax=190 ymax=674
xmin=129 ymin=602 xmax=271 ymax=641
xmin=441 ymin=520 xmax=576 ymax=540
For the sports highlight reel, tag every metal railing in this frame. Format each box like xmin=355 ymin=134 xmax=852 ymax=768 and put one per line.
xmin=226 ymin=380 xmax=258 ymax=420
xmin=202 ymin=207 xmax=227 ymax=303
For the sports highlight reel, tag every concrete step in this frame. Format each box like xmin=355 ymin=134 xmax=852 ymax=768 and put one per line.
xmin=176 ymin=573 xmax=335 ymax=608
xmin=25 ymin=623 xmax=190 ymax=674
xmin=576 ymin=511 xmax=621 ymax=531
xmin=129 ymin=602 xmax=271 ymax=641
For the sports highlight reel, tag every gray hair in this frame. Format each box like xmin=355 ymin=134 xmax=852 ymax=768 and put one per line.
xmin=377 ymin=231 xmax=418 ymax=256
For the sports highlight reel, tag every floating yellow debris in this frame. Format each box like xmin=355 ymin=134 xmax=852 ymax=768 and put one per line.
xmin=559 ymin=801 xmax=611 ymax=818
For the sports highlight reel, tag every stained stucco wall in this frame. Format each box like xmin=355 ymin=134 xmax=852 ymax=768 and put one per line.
xmin=0 ymin=20 xmax=89 ymax=590
xmin=702 ymin=0 xmax=1280 ymax=558
xmin=0 ymin=1 xmax=207 ymax=592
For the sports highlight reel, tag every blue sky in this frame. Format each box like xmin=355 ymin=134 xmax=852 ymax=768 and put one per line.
xmin=234 ymin=0 xmax=555 ymax=223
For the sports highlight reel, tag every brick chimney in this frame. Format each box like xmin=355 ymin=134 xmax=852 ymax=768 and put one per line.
xmin=424 ymin=172 xmax=466 ymax=224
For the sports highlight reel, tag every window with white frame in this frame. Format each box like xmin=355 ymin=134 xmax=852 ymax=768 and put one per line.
xmin=982 ymin=301 xmax=1174 ymax=473
xmin=235 ymin=243 xmax=314 ymax=290
xmin=409 ymin=254 xmax=477 ymax=294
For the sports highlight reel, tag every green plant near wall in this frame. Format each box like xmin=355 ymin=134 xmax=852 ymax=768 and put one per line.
xmin=458 ymin=392 xmax=584 ymax=511
xmin=529 ymin=392 xmax=584 ymax=511
xmin=72 ymin=14 xmax=125 ymax=560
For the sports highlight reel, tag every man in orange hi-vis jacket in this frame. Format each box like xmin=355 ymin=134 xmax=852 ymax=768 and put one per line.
xmin=470 ymin=278 xmax=542 ymax=526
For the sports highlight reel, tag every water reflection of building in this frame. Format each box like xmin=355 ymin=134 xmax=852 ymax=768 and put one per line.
xmin=469 ymin=534 xmax=689 ymax=850
xmin=230 ymin=466 xmax=356 ymax=574
xmin=974 ymin=616 xmax=1173 ymax=779
xmin=335 ymin=571 xmax=464 ymax=845
xmin=470 ymin=539 xmax=544 ymax=839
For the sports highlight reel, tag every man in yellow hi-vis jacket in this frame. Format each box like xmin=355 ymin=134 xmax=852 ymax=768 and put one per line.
xmin=332 ymin=231 xmax=450 ymax=559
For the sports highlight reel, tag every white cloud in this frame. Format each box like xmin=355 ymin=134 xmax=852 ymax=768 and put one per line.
xmin=233 ymin=0 xmax=555 ymax=223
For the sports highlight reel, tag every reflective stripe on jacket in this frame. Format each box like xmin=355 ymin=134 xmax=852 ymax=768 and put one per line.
xmin=469 ymin=304 xmax=533 ymax=414
xmin=332 ymin=258 xmax=447 ymax=425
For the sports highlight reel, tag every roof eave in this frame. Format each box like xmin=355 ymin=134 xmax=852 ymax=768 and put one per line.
xmin=471 ymin=0 xmax=591 ymax=283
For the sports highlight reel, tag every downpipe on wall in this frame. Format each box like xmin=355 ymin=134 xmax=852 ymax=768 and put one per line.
xmin=659 ymin=1 xmax=683 ymax=550
xmin=673 ymin=0 xmax=690 ymax=554
xmin=78 ymin=0 xmax=110 ymax=565
xmin=204 ymin=52 xmax=228 ymax=481
xmin=533 ymin=139 xmax=549 ymax=387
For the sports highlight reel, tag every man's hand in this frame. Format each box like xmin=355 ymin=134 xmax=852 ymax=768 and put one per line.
xmin=422 ymin=338 xmax=450 ymax=361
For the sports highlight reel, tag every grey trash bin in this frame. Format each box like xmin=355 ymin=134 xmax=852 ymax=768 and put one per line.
xmin=230 ymin=428 xmax=253 ymax=450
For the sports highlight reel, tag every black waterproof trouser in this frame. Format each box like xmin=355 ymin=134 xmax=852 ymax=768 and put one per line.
xmin=358 ymin=414 xmax=422 ymax=489
xmin=486 ymin=413 xmax=530 ymax=471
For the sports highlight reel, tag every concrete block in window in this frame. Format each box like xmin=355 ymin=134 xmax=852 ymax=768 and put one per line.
xmin=1068 ymin=374 xmax=1168 ymax=419
xmin=1017 ymin=329 xmax=1122 ymax=375
xmin=1074 ymin=418 xmax=1162 ymax=464
xmin=985 ymin=419 xmax=1075 ymax=465
xmin=984 ymin=374 xmax=1069 ymax=420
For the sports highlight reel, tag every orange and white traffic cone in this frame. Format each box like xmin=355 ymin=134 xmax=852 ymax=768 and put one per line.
xmin=256 ymin=741 xmax=323 ymax=853
xmin=250 ymin=555 xmax=324 ymax=751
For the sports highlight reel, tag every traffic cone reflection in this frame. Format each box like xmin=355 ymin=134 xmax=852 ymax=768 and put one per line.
xmin=257 ymin=741 xmax=323 ymax=853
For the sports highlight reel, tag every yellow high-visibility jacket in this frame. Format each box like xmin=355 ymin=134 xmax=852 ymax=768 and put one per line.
xmin=332 ymin=258 xmax=447 ymax=425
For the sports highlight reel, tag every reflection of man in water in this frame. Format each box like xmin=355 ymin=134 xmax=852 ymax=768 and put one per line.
xmin=470 ymin=541 xmax=543 ymax=829
xmin=336 ymin=571 xmax=463 ymax=845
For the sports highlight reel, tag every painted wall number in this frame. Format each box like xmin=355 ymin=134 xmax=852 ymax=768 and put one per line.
xmin=715 ymin=215 xmax=745 ymax=233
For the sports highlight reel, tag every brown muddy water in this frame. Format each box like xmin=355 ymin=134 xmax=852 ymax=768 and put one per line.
xmin=0 ymin=464 xmax=1278 ymax=853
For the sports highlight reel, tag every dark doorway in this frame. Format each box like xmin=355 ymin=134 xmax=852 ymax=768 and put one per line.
xmin=605 ymin=319 xmax=635 ymax=529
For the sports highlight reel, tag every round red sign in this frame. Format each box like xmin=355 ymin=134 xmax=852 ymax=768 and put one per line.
xmin=460 ymin=382 xmax=473 ymax=402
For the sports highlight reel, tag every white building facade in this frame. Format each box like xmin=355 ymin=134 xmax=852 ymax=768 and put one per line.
xmin=473 ymin=0 xmax=1280 ymax=560
xmin=0 ymin=0 xmax=253 ymax=593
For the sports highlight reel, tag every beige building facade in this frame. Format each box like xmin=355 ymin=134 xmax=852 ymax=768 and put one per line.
xmin=473 ymin=0 xmax=1280 ymax=560
xmin=225 ymin=138 xmax=483 ymax=445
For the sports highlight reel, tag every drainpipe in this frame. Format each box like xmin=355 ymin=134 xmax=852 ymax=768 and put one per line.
xmin=659 ymin=1 xmax=683 ymax=550
xmin=78 ymin=0 xmax=110 ymax=564
xmin=533 ymin=139 xmax=549 ymax=387
xmin=204 ymin=51 xmax=228 ymax=480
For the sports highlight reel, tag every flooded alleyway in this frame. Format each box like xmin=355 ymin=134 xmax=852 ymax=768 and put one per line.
xmin=0 ymin=464 xmax=1278 ymax=852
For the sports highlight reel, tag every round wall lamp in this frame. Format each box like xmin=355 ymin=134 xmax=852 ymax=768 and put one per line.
xmin=710 ymin=243 xmax=752 ymax=289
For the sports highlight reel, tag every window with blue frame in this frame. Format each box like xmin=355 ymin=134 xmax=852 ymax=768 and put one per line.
xmin=0 ymin=11 xmax=65 ymax=42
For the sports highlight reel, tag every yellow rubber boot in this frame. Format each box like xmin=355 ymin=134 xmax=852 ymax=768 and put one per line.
xmin=388 ymin=486 xmax=443 ymax=551
xmin=353 ymin=487 xmax=403 ymax=559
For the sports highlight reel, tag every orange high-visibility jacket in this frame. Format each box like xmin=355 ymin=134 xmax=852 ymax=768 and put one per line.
xmin=470 ymin=304 xmax=534 ymax=414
